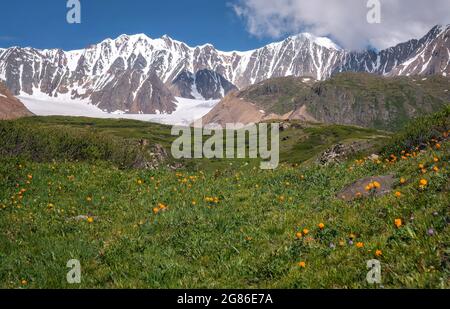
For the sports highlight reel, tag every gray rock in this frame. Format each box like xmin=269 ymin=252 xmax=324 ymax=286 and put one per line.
xmin=337 ymin=175 xmax=396 ymax=202
xmin=318 ymin=142 xmax=372 ymax=166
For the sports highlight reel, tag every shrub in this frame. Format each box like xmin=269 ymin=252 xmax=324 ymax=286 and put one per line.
xmin=382 ymin=104 xmax=450 ymax=156
xmin=0 ymin=121 xmax=145 ymax=168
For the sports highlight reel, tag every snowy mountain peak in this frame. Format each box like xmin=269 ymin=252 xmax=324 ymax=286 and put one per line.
xmin=290 ymin=32 xmax=342 ymax=50
xmin=433 ymin=24 xmax=450 ymax=33
xmin=0 ymin=25 xmax=448 ymax=115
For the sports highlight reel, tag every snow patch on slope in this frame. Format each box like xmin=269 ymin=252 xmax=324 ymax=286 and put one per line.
xmin=18 ymin=95 xmax=218 ymax=126
xmin=299 ymin=33 xmax=341 ymax=50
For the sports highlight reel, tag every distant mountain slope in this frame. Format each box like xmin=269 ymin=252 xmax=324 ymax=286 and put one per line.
xmin=202 ymin=73 xmax=450 ymax=131
xmin=0 ymin=25 xmax=448 ymax=114
xmin=0 ymin=81 xmax=33 ymax=120
xmin=170 ymin=69 xmax=237 ymax=100
xmin=388 ymin=26 xmax=450 ymax=76
xmin=304 ymin=73 xmax=450 ymax=131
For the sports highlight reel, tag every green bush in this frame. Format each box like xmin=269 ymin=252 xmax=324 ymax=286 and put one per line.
xmin=382 ymin=104 xmax=450 ymax=156
xmin=0 ymin=121 xmax=145 ymax=168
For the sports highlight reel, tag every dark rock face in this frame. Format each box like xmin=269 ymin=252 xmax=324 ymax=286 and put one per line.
xmin=90 ymin=70 xmax=176 ymax=114
xmin=170 ymin=71 xmax=196 ymax=99
xmin=388 ymin=26 xmax=450 ymax=76
xmin=0 ymin=25 xmax=448 ymax=114
xmin=195 ymin=69 xmax=237 ymax=99
xmin=170 ymin=69 xmax=237 ymax=100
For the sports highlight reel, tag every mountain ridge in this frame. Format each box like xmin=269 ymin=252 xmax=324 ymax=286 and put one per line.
xmin=201 ymin=73 xmax=450 ymax=131
xmin=0 ymin=25 xmax=449 ymax=114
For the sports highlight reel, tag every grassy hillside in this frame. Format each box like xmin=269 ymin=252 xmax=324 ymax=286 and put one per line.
xmin=309 ymin=73 xmax=450 ymax=131
xmin=236 ymin=73 xmax=450 ymax=131
xmin=0 ymin=116 xmax=389 ymax=171
xmin=239 ymin=76 xmax=315 ymax=115
xmin=0 ymin=108 xmax=448 ymax=288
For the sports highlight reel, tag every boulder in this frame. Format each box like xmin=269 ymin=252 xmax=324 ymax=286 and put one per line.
xmin=337 ymin=175 xmax=396 ymax=202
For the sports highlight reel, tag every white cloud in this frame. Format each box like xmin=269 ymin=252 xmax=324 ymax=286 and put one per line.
xmin=232 ymin=0 xmax=450 ymax=50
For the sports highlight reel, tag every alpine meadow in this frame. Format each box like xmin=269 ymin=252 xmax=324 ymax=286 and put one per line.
xmin=0 ymin=0 xmax=449 ymax=292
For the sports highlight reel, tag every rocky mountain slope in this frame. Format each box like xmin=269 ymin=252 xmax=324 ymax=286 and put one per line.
xmin=0 ymin=81 xmax=33 ymax=120
xmin=202 ymin=73 xmax=450 ymax=131
xmin=169 ymin=69 xmax=237 ymax=100
xmin=0 ymin=25 xmax=448 ymax=114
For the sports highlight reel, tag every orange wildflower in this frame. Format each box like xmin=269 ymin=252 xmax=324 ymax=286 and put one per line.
xmin=420 ymin=179 xmax=428 ymax=187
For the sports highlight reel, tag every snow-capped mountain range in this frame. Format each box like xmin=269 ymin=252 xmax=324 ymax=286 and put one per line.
xmin=0 ymin=25 xmax=449 ymax=114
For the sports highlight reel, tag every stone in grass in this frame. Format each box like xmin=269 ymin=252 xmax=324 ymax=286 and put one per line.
xmin=67 ymin=214 xmax=97 ymax=222
xmin=337 ymin=175 xmax=395 ymax=202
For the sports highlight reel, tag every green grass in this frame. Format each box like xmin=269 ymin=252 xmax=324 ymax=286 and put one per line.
xmin=17 ymin=116 xmax=175 ymax=146
xmin=0 ymin=118 xmax=154 ymax=169
xmin=0 ymin=138 xmax=448 ymax=288
xmin=282 ymin=123 xmax=388 ymax=164
xmin=0 ymin=116 xmax=390 ymax=172
xmin=382 ymin=105 xmax=450 ymax=156
xmin=0 ymin=108 xmax=449 ymax=288
xmin=239 ymin=76 xmax=314 ymax=115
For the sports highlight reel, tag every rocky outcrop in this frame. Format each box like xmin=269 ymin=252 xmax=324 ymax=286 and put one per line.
xmin=317 ymin=142 xmax=374 ymax=166
xmin=0 ymin=81 xmax=33 ymax=120
xmin=132 ymin=141 xmax=184 ymax=170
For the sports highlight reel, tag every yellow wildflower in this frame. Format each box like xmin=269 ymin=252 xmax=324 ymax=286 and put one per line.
xmin=298 ymin=261 xmax=306 ymax=268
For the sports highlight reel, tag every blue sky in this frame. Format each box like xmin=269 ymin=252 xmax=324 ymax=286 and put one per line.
xmin=0 ymin=0 xmax=275 ymax=51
